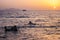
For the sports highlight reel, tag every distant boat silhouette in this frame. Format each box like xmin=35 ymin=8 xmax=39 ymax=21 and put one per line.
xmin=22 ymin=9 xmax=27 ymax=11
xmin=4 ymin=25 xmax=18 ymax=32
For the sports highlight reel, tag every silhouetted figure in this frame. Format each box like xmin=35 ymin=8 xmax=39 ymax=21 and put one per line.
xmin=28 ymin=21 xmax=36 ymax=25
xmin=28 ymin=21 xmax=36 ymax=28
xmin=4 ymin=26 xmax=7 ymax=31
xmin=11 ymin=25 xmax=17 ymax=31
xmin=28 ymin=21 xmax=33 ymax=25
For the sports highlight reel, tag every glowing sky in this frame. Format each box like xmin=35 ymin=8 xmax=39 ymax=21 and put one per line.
xmin=0 ymin=0 xmax=60 ymax=10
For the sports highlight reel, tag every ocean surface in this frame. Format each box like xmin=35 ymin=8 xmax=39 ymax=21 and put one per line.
xmin=0 ymin=10 xmax=60 ymax=40
xmin=0 ymin=10 xmax=60 ymax=18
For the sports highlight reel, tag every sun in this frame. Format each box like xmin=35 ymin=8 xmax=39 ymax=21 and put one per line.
xmin=54 ymin=6 xmax=56 ymax=9
xmin=49 ymin=0 xmax=58 ymax=9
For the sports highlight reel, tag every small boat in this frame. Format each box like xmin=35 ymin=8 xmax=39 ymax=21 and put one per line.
xmin=4 ymin=25 xmax=18 ymax=32
xmin=22 ymin=9 xmax=27 ymax=11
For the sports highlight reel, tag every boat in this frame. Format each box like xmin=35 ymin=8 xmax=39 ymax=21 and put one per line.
xmin=4 ymin=25 xmax=18 ymax=32
xmin=22 ymin=9 xmax=27 ymax=11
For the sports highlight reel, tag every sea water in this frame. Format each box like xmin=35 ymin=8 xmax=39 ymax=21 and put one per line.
xmin=0 ymin=10 xmax=60 ymax=40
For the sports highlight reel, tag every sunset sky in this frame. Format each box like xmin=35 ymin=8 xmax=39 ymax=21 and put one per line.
xmin=0 ymin=0 xmax=60 ymax=10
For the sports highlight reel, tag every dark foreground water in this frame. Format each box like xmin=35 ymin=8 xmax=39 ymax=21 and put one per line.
xmin=0 ymin=28 xmax=60 ymax=40
xmin=0 ymin=18 xmax=59 ymax=40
